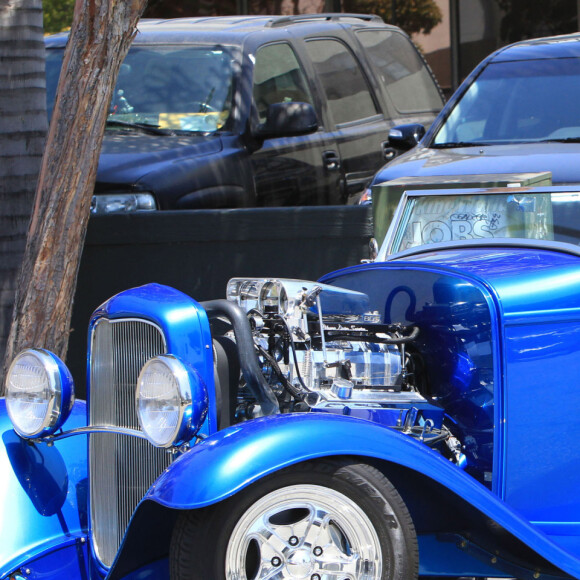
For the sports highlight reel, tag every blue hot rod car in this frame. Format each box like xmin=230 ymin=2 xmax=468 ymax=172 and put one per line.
xmin=3 ymin=186 xmax=580 ymax=579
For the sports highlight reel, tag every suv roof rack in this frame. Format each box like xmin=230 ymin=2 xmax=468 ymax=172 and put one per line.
xmin=267 ymin=13 xmax=383 ymax=28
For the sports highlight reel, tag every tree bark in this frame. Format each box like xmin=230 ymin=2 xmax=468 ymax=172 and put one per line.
xmin=2 ymin=0 xmax=148 ymax=391
xmin=0 ymin=0 xmax=47 ymax=390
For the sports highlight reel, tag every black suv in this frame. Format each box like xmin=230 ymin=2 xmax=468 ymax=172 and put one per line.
xmin=45 ymin=14 xmax=444 ymax=212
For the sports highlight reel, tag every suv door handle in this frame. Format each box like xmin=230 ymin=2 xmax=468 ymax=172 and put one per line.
xmin=323 ymin=150 xmax=341 ymax=171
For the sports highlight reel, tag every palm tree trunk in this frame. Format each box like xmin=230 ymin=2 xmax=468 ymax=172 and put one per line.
xmin=0 ymin=0 xmax=47 ymax=391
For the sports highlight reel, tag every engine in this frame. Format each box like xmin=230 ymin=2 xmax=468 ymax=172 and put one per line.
xmin=226 ymin=277 xmax=424 ymax=413
xmin=217 ymin=278 xmax=468 ymax=466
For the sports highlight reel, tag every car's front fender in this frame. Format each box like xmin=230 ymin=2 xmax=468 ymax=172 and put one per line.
xmin=0 ymin=398 xmax=88 ymax=578
xmin=139 ymin=412 xmax=580 ymax=579
xmin=147 ymin=412 xmax=465 ymax=508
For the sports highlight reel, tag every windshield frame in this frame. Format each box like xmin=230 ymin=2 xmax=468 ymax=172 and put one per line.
xmin=378 ymin=185 xmax=580 ymax=260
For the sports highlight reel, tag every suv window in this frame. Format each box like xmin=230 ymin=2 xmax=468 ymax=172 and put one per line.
xmin=46 ymin=45 xmax=236 ymax=132
xmin=305 ymin=38 xmax=377 ymax=125
xmin=253 ymin=43 xmax=315 ymax=124
xmin=357 ymin=29 xmax=443 ymax=114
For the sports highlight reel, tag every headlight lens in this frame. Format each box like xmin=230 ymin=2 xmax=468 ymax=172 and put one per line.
xmin=136 ymin=355 xmax=208 ymax=448
xmin=358 ymin=187 xmax=372 ymax=205
xmin=90 ymin=192 xmax=157 ymax=214
xmin=5 ymin=349 xmax=75 ymax=438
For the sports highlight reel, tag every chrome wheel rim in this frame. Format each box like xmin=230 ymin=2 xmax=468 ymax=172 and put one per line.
xmin=225 ymin=484 xmax=383 ymax=579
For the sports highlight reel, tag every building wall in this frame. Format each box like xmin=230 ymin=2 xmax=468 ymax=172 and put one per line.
xmin=414 ymin=0 xmax=579 ymax=96
xmin=412 ymin=1 xmax=452 ymax=93
xmin=412 ymin=0 xmax=503 ymax=96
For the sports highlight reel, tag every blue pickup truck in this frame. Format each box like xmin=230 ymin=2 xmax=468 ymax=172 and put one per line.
xmin=3 ymin=186 xmax=580 ymax=579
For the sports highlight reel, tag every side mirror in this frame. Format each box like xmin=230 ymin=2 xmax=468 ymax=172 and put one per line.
xmin=388 ymin=123 xmax=426 ymax=151
xmin=253 ymin=102 xmax=318 ymax=139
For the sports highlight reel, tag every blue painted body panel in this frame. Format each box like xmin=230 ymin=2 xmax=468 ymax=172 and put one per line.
xmin=320 ymin=247 xmax=580 ymax=559
xmin=323 ymin=246 xmax=580 ymax=318
xmin=0 ymin=399 xmax=89 ymax=579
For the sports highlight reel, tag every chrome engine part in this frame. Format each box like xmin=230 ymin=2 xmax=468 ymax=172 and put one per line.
xmin=226 ymin=278 xmax=425 ymax=413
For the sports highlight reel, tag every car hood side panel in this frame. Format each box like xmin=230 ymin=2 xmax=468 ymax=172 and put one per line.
xmin=374 ymin=142 xmax=580 ymax=186
xmin=97 ymin=133 xmax=223 ymax=185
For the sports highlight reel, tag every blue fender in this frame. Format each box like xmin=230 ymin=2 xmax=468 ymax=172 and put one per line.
xmin=0 ymin=398 xmax=88 ymax=578
xmin=141 ymin=412 xmax=580 ymax=579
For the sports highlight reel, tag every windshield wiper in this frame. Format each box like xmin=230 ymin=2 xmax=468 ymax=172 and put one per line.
xmin=537 ymin=137 xmax=580 ymax=143
xmin=431 ymin=141 xmax=491 ymax=149
xmin=106 ymin=118 xmax=173 ymax=136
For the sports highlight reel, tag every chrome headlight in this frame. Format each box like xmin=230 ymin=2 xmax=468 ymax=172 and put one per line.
xmin=90 ymin=192 xmax=157 ymax=214
xmin=136 ymin=355 xmax=208 ymax=448
xmin=5 ymin=349 xmax=75 ymax=438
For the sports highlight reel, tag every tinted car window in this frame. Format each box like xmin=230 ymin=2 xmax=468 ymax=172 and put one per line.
xmin=46 ymin=45 xmax=236 ymax=132
xmin=357 ymin=29 xmax=443 ymax=114
xmin=305 ymin=38 xmax=377 ymax=125
xmin=253 ymin=42 xmax=315 ymax=124
xmin=434 ymin=57 xmax=580 ymax=145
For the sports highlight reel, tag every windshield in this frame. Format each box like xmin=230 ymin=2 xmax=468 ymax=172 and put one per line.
xmin=385 ymin=190 xmax=580 ymax=255
xmin=46 ymin=45 xmax=236 ymax=133
xmin=433 ymin=58 xmax=580 ymax=146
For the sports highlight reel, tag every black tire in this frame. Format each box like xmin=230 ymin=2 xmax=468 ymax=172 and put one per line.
xmin=170 ymin=458 xmax=418 ymax=579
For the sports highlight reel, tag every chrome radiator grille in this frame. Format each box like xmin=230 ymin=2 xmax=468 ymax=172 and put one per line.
xmin=89 ymin=318 xmax=171 ymax=568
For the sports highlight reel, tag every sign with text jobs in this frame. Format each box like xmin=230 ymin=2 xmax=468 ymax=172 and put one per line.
xmin=400 ymin=194 xmax=517 ymax=250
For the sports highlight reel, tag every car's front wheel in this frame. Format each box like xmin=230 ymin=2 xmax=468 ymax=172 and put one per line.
xmin=170 ymin=459 xmax=418 ymax=579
